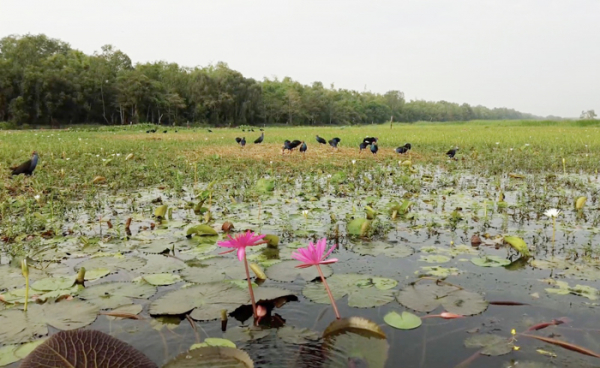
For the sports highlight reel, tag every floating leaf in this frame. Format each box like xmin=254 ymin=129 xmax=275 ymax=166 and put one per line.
xmin=351 ymin=241 xmax=414 ymax=258
xmin=78 ymin=282 xmax=156 ymax=309
xmin=136 ymin=273 xmax=182 ymax=286
xmin=255 ymin=178 xmax=275 ymax=193
xmin=464 ymin=334 xmax=513 ymax=356
xmin=180 ymin=257 xmax=247 ymax=283
xmin=0 ymin=301 xmax=99 ymax=344
xmin=163 ymin=346 xmax=253 ymax=368
xmin=575 ymin=196 xmax=587 ymax=210
xmin=191 ymin=338 xmax=236 ymax=349
xmin=0 ymin=339 xmax=47 ymax=367
xmin=420 ymin=266 xmax=461 ymax=277
xmin=186 ymin=224 xmax=217 ymax=237
xmin=322 ymin=317 xmax=388 ymax=367
xmin=471 ymin=256 xmax=511 ymax=267
xmin=347 ymin=218 xmax=371 ymax=236
xmin=223 ymin=326 xmax=270 ymax=342
xmin=504 ymin=236 xmax=531 ymax=257
xmin=20 ymin=330 xmax=156 ymax=368
xmin=154 ymin=205 xmax=168 ymax=219
xmin=75 ymin=256 xmax=146 ymax=274
xmin=303 ymin=274 xmax=395 ymax=308
xmin=396 ymin=283 xmax=488 ymax=316
xmin=265 ymin=260 xmax=332 ymax=282
xmin=420 ymin=255 xmax=451 ymax=264
xmin=85 ymin=268 xmax=111 ymax=281
xmin=384 ymin=311 xmax=422 ymax=330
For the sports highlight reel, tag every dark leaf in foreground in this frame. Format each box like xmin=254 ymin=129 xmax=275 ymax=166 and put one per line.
xmin=20 ymin=329 xmax=157 ymax=368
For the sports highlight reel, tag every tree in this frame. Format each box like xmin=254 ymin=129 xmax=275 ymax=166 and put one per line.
xmin=580 ymin=110 xmax=597 ymax=119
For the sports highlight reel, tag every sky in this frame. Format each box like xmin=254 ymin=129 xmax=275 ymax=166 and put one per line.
xmin=1 ymin=0 xmax=598 ymax=118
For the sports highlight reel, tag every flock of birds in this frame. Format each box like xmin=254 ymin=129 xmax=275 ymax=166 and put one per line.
xmin=7 ymin=132 xmax=460 ymax=177
xmin=234 ymin=132 xmax=460 ymax=158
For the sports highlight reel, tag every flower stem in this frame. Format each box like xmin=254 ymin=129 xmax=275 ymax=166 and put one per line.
xmin=552 ymin=217 xmax=556 ymax=244
xmin=243 ymin=255 xmax=257 ymax=319
xmin=316 ymin=264 xmax=340 ymax=320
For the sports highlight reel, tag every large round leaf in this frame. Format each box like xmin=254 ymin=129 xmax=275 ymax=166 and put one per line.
xmin=471 ymin=256 xmax=511 ymax=267
xmin=302 ymin=274 xmax=395 ymax=308
xmin=383 ymin=311 xmax=422 ymax=330
xmin=265 ymin=261 xmax=332 ymax=282
xmin=75 ymin=256 xmax=146 ymax=273
xmin=0 ymin=301 xmax=99 ymax=344
xmin=396 ymin=283 xmax=488 ymax=316
xmin=180 ymin=257 xmax=248 ymax=283
xmin=163 ymin=346 xmax=253 ymax=368
xmin=138 ymin=254 xmax=186 ymax=274
xmin=78 ymin=282 xmax=157 ymax=309
xmin=276 ymin=326 xmax=320 ymax=345
xmin=464 ymin=334 xmax=512 ymax=356
xmin=149 ymin=282 xmax=249 ymax=320
xmin=20 ymin=329 xmax=157 ymax=368
xmin=351 ymin=242 xmax=414 ymax=258
xmin=223 ymin=327 xmax=270 ymax=343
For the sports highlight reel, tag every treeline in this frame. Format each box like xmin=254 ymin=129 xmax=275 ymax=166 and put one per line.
xmin=0 ymin=34 xmax=539 ymax=127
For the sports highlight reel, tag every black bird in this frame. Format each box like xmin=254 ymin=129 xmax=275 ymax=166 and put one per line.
xmin=146 ymin=130 xmax=150 ymax=133
xmin=240 ymin=137 xmax=246 ymax=147
xmin=150 ymin=129 xmax=156 ymax=133
xmin=328 ymin=137 xmax=341 ymax=149
xmin=235 ymin=137 xmax=242 ymax=144
xmin=446 ymin=147 xmax=459 ymax=159
xmin=207 ymin=129 xmax=213 ymax=133
xmin=163 ymin=130 xmax=167 ymax=133
xmin=404 ymin=143 xmax=412 ymax=150
xmin=254 ymin=132 xmax=264 ymax=144
xmin=316 ymin=135 xmax=327 ymax=145
xmin=260 ymin=128 xmax=264 ymax=131
xmin=11 ymin=151 xmax=39 ymax=176
xmin=396 ymin=146 xmax=409 ymax=154
xmin=363 ymin=137 xmax=378 ymax=145
xmin=251 ymin=129 xmax=255 ymax=132
xmin=283 ymin=140 xmax=302 ymax=154
xmin=300 ymin=141 xmax=307 ymax=153
xmin=359 ymin=142 xmax=368 ymax=154
xmin=370 ymin=142 xmax=378 ymax=155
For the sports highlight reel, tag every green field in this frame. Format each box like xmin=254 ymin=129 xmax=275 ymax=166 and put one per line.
xmin=2 ymin=120 xmax=600 ymax=367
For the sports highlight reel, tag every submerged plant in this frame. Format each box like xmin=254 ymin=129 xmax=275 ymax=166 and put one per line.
xmin=21 ymin=258 xmax=29 ymax=312
xmin=292 ymin=238 xmax=340 ymax=319
xmin=217 ymin=231 xmax=266 ymax=319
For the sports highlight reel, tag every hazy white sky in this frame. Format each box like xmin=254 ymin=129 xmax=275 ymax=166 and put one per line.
xmin=1 ymin=0 xmax=598 ymax=117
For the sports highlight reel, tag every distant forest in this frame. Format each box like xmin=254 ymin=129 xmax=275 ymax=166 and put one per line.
xmin=0 ymin=34 xmax=541 ymax=127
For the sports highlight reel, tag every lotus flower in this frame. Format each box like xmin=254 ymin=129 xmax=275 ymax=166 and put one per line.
xmin=292 ymin=238 xmax=338 ymax=269
xmin=292 ymin=238 xmax=341 ymax=320
xmin=218 ymin=231 xmax=266 ymax=262
xmin=544 ymin=209 xmax=561 ymax=218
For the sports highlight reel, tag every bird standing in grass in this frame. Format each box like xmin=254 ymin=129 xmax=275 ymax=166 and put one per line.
xmin=207 ymin=129 xmax=213 ymax=133
xmin=370 ymin=142 xmax=378 ymax=155
xmin=11 ymin=151 xmax=39 ymax=176
xmin=396 ymin=146 xmax=409 ymax=154
xmin=254 ymin=132 xmax=264 ymax=144
xmin=329 ymin=138 xmax=341 ymax=149
xmin=316 ymin=135 xmax=327 ymax=145
xmin=283 ymin=140 xmax=302 ymax=154
xmin=300 ymin=141 xmax=307 ymax=154
xmin=359 ymin=142 xmax=368 ymax=154
xmin=235 ymin=137 xmax=242 ymax=144
xmin=363 ymin=137 xmax=378 ymax=145
xmin=404 ymin=143 xmax=412 ymax=150
xmin=240 ymin=137 xmax=246 ymax=148
xmin=447 ymin=147 xmax=459 ymax=159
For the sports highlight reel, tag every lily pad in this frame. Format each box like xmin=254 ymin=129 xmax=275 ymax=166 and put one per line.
xmin=149 ymin=282 xmax=249 ymax=321
xmin=138 ymin=240 xmax=175 ymax=254
xmin=78 ymin=282 xmax=157 ymax=309
xmin=464 ymin=334 xmax=512 ymax=356
xmin=191 ymin=338 xmax=236 ymax=349
xmin=135 ymin=273 xmax=182 ymax=286
xmin=180 ymin=257 xmax=248 ymax=283
xmin=31 ymin=276 xmax=76 ymax=291
xmin=504 ymin=236 xmax=531 ymax=257
xmin=75 ymin=256 xmax=146 ymax=274
xmin=138 ymin=254 xmax=186 ymax=274
xmin=163 ymin=346 xmax=253 ymax=368
xmin=384 ymin=311 xmax=422 ymax=330
xmin=223 ymin=326 xmax=270 ymax=343
xmin=396 ymin=283 xmax=488 ymax=316
xmin=85 ymin=268 xmax=111 ymax=281
xmin=420 ymin=266 xmax=461 ymax=278
xmin=420 ymin=255 xmax=451 ymax=264
xmin=303 ymin=274 xmax=395 ymax=308
xmin=0 ymin=301 xmax=99 ymax=344
xmin=352 ymin=242 xmax=414 ymax=258
xmin=0 ymin=339 xmax=47 ymax=367
xmin=276 ymin=326 xmax=320 ymax=345
xmin=265 ymin=261 xmax=332 ymax=282
xmin=471 ymin=256 xmax=511 ymax=267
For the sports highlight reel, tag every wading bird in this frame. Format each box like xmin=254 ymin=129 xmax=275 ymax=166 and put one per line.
xmin=316 ymin=135 xmax=327 ymax=145
xmin=283 ymin=140 xmax=302 ymax=154
xmin=404 ymin=143 xmax=412 ymax=150
xmin=447 ymin=147 xmax=459 ymax=159
xmin=235 ymin=137 xmax=242 ymax=144
xmin=359 ymin=142 xmax=368 ymax=153
xmin=207 ymin=129 xmax=213 ymax=133
xmin=396 ymin=146 xmax=409 ymax=154
xmin=11 ymin=151 xmax=39 ymax=176
xmin=254 ymin=132 xmax=264 ymax=144
xmin=370 ymin=142 xmax=378 ymax=155
xmin=300 ymin=141 xmax=307 ymax=153
xmin=363 ymin=137 xmax=378 ymax=145
xmin=240 ymin=137 xmax=246 ymax=148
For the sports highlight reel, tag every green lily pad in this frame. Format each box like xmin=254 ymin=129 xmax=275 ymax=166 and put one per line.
xmin=276 ymin=326 xmax=320 ymax=345
xmin=138 ymin=254 xmax=187 ymax=274
xmin=75 ymin=255 xmax=146 ymax=273
xmin=322 ymin=320 xmax=389 ymax=368
xmin=163 ymin=346 xmax=254 ymax=368
xmin=186 ymin=224 xmax=218 ymax=237
xmin=504 ymin=236 xmax=531 ymax=257
xmin=85 ymin=268 xmax=111 ymax=281
xmin=352 ymin=242 xmax=414 ymax=258
xmin=420 ymin=255 xmax=451 ymax=264
xmin=255 ymin=178 xmax=275 ymax=193
xmin=420 ymin=266 xmax=461 ymax=278
xmin=149 ymin=282 xmax=249 ymax=321
xmin=0 ymin=338 xmax=47 ymax=367
xmin=180 ymin=257 xmax=248 ymax=283
xmin=138 ymin=240 xmax=175 ymax=254
xmin=223 ymin=326 xmax=270 ymax=343
xmin=0 ymin=301 xmax=99 ymax=344
xmin=384 ymin=311 xmax=422 ymax=330
xmin=543 ymin=279 xmax=599 ymax=300
xmin=471 ymin=256 xmax=511 ymax=267
xmin=191 ymin=338 xmax=236 ymax=349
xmin=347 ymin=218 xmax=371 ymax=237
xmin=78 ymin=281 xmax=157 ymax=309
xmin=303 ymin=274 xmax=395 ymax=308
xmin=265 ymin=261 xmax=332 ymax=282
xmin=105 ymin=304 xmax=143 ymax=320
xmin=464 ymin=334 xmax=512 ymax=356
xmin=396 ymin=283 xmax=488 ymax=316
xmin=31 ymin=276 xmax=75 ymax=291
xmin=135 ymin=273 xmax=182 ymax=286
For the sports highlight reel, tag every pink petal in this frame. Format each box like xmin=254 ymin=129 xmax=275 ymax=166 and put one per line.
xmin=295 ymin=263 xmax=315 ymax=269
xmin=440 ymin=312 xmax=463 ymax=319
xmin=319 ymin=258 xmax=338 ymax=265
xmin=236 ymin=246 xmax=246 ymax=262
xmin=322 ymin=243 xmax=337 ymax=260
xmin=219 ymin=249 xmax=236 ymax=255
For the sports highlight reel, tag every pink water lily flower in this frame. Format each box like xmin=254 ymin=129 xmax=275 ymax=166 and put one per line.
xmin=218 ymin=231 xmax=266 ymax=261
xmin=292 ymin=238 xmax=338 ymax=269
